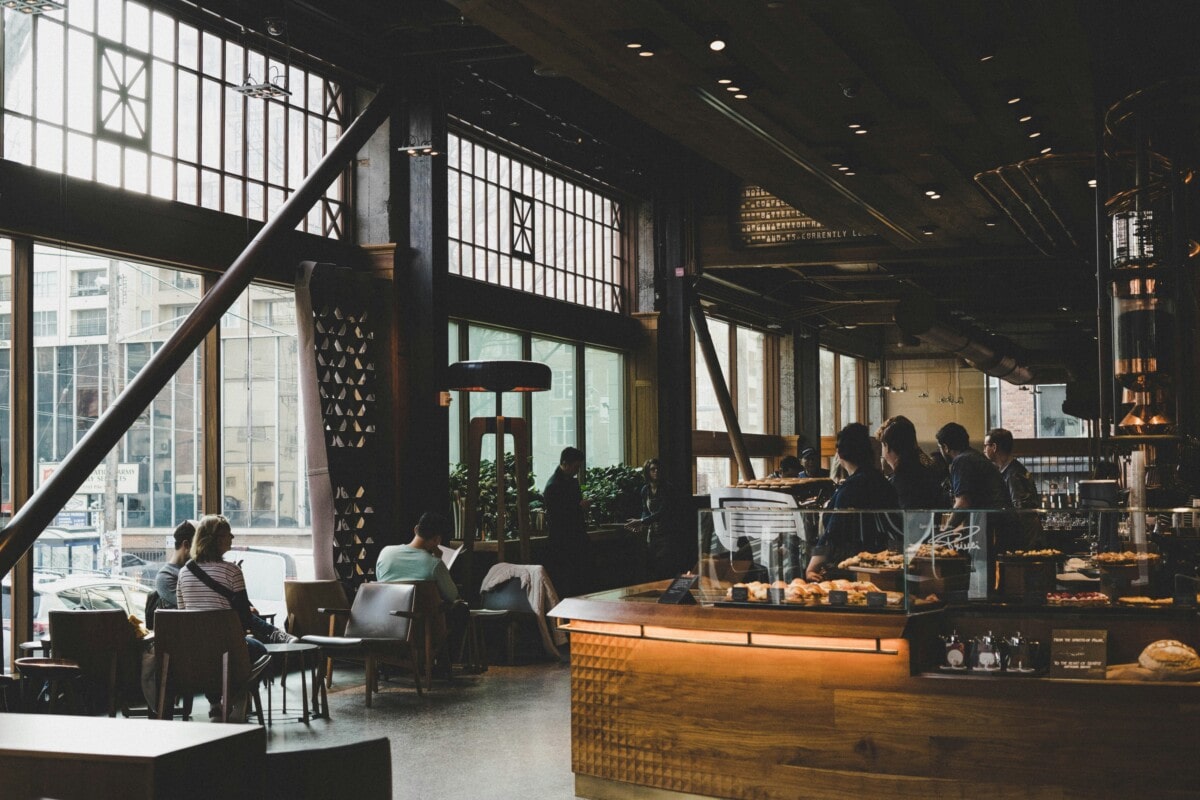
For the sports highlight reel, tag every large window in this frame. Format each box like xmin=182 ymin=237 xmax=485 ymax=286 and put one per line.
xmin=989 ymin=378 xmax=1084 ymax=439
xmin=221 ymin=283 xmax=307 ymax=530
xmin=2 ymin=0 xmax=348 ymax=236
xmin=450 ymin=321 xmax=625 ymax=482
xmin=29 ymin=243 xmax=204 ymax=548
xmin=820 ymin=347 xmax=864 ymax=435
xmin=447 ymin=128 xmax=626 ymax=312
xmin=691 ymin=315 xmax=778 ymax=490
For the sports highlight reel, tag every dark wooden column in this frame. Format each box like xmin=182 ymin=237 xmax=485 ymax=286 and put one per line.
xmin=655 ymin=189 xmax=696 ymax=573
xmin=392 ymin=75 xmax=450 ymax=541
xmin=793 ymin=328 xmax=821 ymax=444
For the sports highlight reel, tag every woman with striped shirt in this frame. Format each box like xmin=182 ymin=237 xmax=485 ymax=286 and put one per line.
xmin=177 ymin=514 xmax=295 ymax=659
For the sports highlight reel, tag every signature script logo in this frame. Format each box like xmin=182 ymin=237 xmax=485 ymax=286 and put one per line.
xmin=917 ymin=520 xmax=982 ymax=551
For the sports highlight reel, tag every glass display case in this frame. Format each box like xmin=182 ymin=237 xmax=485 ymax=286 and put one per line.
xmin=696 ymin=501 xmax=1200 ymax=615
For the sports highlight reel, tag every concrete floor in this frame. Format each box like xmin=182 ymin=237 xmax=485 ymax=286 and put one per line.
xmin=260 ymin=658 xmax=581 ymax=800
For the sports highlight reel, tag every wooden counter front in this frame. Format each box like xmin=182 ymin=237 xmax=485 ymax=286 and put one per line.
xmin=551 ymin=583 xmax=1200 ymax=800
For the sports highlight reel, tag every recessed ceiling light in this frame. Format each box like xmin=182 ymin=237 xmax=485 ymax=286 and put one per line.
xmin=1040 ymin=146 xmax=1052 ymax=154
xmin=847 ymin=123 xmax=861 ymax=129
xmin=726 ymin=85 xmax=740 ymax=92
xmin=1008 ymin=96 xmax=1021 ymax=104
xmin=854 ymin=128 xmax=868 ymax=135
xmin=638 ymin=49 xmax=654 ymax=57
xmin=1028 ymin=131 xmax=1041 ymax=138
xmin=709 ymin=38 xmax=726 ymax=52
xmin=1019 ymin=115 xmax=1033 ymax=123
xmin=919 ymin=224 xmax=938 ymax=235
xmin=717 ymin=78 xmax=733 ymax=85
xmin=626 ymin=41 xmax=643 ymax=49
xmin=837 ymin=166 xmax=850 ymax=171
xmin=924 ymin=189 xmax=937 ymax=196
xmin=831 ymin=162 xmax=843 ymax=168
xmin=979 ymin=53 xmax=995 ymax=63
xmin=734 ymin=93 xmax=748 ymax=99
xmin=929 ymin=193 xmax=941 ymax=200
xmin=1059 ymin=306 xmax=1070 ymax=312
xmin=844 ymin=171 xmax=856 ymax=176
xmin=1088 ymin=178 xmax=1097 ymax=188
xmin=985 ymin=220 xmax=997 ymax=227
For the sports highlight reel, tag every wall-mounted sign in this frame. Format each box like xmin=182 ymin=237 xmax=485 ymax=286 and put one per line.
xmin=39 ymin=462 xmax=141 ymax=495
xmin=738 ymin=185 xmax=869 ymax=247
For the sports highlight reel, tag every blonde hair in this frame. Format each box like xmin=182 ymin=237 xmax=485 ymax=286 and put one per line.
xmin=191 ymin=514 xmax=231 ymax=562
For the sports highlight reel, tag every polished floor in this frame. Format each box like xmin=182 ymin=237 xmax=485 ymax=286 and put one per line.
xmin=261 ymin=658 xmax=581 ymax=800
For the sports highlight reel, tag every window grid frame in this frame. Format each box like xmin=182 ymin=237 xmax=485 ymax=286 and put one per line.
xmin=1 ymin=0 xmax=349 ymax=238
xmin=447 ymin=129 xmax=626 ymax=314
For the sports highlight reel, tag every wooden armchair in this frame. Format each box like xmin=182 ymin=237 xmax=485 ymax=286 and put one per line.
xmin=284 ymin=579 xmax=350 ymax=690
xmin=301 ymin=582 xmax=424 ymax=709
xmin=48 ymin=609 xmax=140 ymax=717
xmin=153 ymin=609 xmax=266 ymax=723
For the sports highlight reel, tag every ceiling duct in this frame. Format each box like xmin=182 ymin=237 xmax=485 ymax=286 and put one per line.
xmin=894 ymin=295 xmax=1035 ymax=385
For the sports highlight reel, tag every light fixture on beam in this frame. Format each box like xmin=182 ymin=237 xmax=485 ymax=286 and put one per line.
xmin=2 ymin=0 xmax=65 ymax=12
xmin=234 ymin=67 xmax=290 ymax=99
xmin=398 ymin=137 xmax=440 ymax=157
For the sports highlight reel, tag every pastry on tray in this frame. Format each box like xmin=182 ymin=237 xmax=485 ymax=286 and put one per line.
xmin=1092 ymin=551 xmax=1161 ymax=566
xmin=1046 ymin=591 xmax=1109 ymax=607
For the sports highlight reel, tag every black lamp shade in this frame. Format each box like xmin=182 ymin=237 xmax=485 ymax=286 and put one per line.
xmin=446 ymin=360 xmax=552 ymax=393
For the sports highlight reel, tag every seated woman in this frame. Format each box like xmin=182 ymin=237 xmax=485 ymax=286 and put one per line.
xmin=806 ymin=423 xmax=899 ymax=580
xmin=177 ymin=514 xmax=297 ymax=657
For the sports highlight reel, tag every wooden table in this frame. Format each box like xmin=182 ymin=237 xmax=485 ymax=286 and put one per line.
xmin=0 ymin=714 xmax=265 ymax=799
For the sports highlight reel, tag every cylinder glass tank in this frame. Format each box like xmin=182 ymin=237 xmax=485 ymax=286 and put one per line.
xmin=1112 ymin=275 xmax=1173 ymax=391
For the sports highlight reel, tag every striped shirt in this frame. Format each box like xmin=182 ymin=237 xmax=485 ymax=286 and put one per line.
xmin=177 ymin=560 xmax=245 ymax=611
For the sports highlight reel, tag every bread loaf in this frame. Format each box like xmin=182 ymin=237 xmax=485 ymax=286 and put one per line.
xmin=1138 ymin=639 xmax=1200 ymax=673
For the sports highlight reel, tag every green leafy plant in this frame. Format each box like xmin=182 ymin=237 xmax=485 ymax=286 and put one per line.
xmin=449 ymin=454 xmax=541 ymax=539
xmin=448 ymin=460 xmax=644 ymax=534
xmin=581 ymin=464 xmax=644 ymax=526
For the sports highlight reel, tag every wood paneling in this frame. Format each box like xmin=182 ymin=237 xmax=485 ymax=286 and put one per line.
xmin=564 ymin=598 xmax=1200 ymax=800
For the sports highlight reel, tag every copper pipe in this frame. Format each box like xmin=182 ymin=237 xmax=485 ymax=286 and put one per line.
xmin=0 ymin=85 xmax=400 ymax=578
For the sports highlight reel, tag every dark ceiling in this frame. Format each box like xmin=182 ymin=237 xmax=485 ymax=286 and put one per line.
xmin=184 ymin=0 xmax=1200 ymax=383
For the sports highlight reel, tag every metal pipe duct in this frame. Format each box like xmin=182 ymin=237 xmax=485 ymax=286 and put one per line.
xmin=894 ymin=296 xmax=1035 ymax=385
xmin=0 ymin=85 xmax=400 ymax=579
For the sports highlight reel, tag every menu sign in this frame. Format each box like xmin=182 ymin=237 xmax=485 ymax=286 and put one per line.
xmin=658 ymin=575 xmax=699 ymax=605
xmin=1050 ymin=629 xmax=1108 ymax=679
xmin=738 ymin=185 xmax=869 ymax=247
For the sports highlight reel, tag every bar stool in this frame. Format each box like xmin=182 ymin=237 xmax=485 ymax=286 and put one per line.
xmin=15 ymin=657 xmax=83 ymax=714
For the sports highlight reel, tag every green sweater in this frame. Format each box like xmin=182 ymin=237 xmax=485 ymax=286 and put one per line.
xmin=375 ymin=545 xmax=459 ymax=601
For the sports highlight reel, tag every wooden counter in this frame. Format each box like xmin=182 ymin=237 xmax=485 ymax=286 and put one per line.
xmin=0 ymin=715 xmax=266 ymax=800
xmin=551 ymin=583 xmax=1200 ymax=800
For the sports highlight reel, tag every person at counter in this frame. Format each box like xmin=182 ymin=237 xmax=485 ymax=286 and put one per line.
xmin=984 ymin=427 xmax=1045 ymax=548
xmin=806 ymin=423 xmax=899 ymax=580
xmin=798 ymin=448 xmax=829 ymax=479
xmin=543 ymin=446 xmax=593 ymax=597
xmin=625 ymin=457 xmax=673 ymax=579
xmin=770 ymin=455 xmax=803 ymax=479
xmin=877 ymin=416 xmax=947 ymax=509
xmin=936 ymin=422 xmax=1017 ymax=551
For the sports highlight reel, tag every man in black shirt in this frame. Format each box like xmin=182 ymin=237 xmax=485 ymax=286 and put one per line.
xmin=936 ymin=422 xmax=1017 ymax=572
xmin=543 ymin=446 xmax=593 ymax=597
xmin=984 ymin=427 xmax=1044 ymax=548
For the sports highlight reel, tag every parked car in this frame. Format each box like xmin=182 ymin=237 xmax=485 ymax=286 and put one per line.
xmin=119 ymin=552 xmax=164 ymax=588
xmin=3 ymin=574 xmax=152 ymax=668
